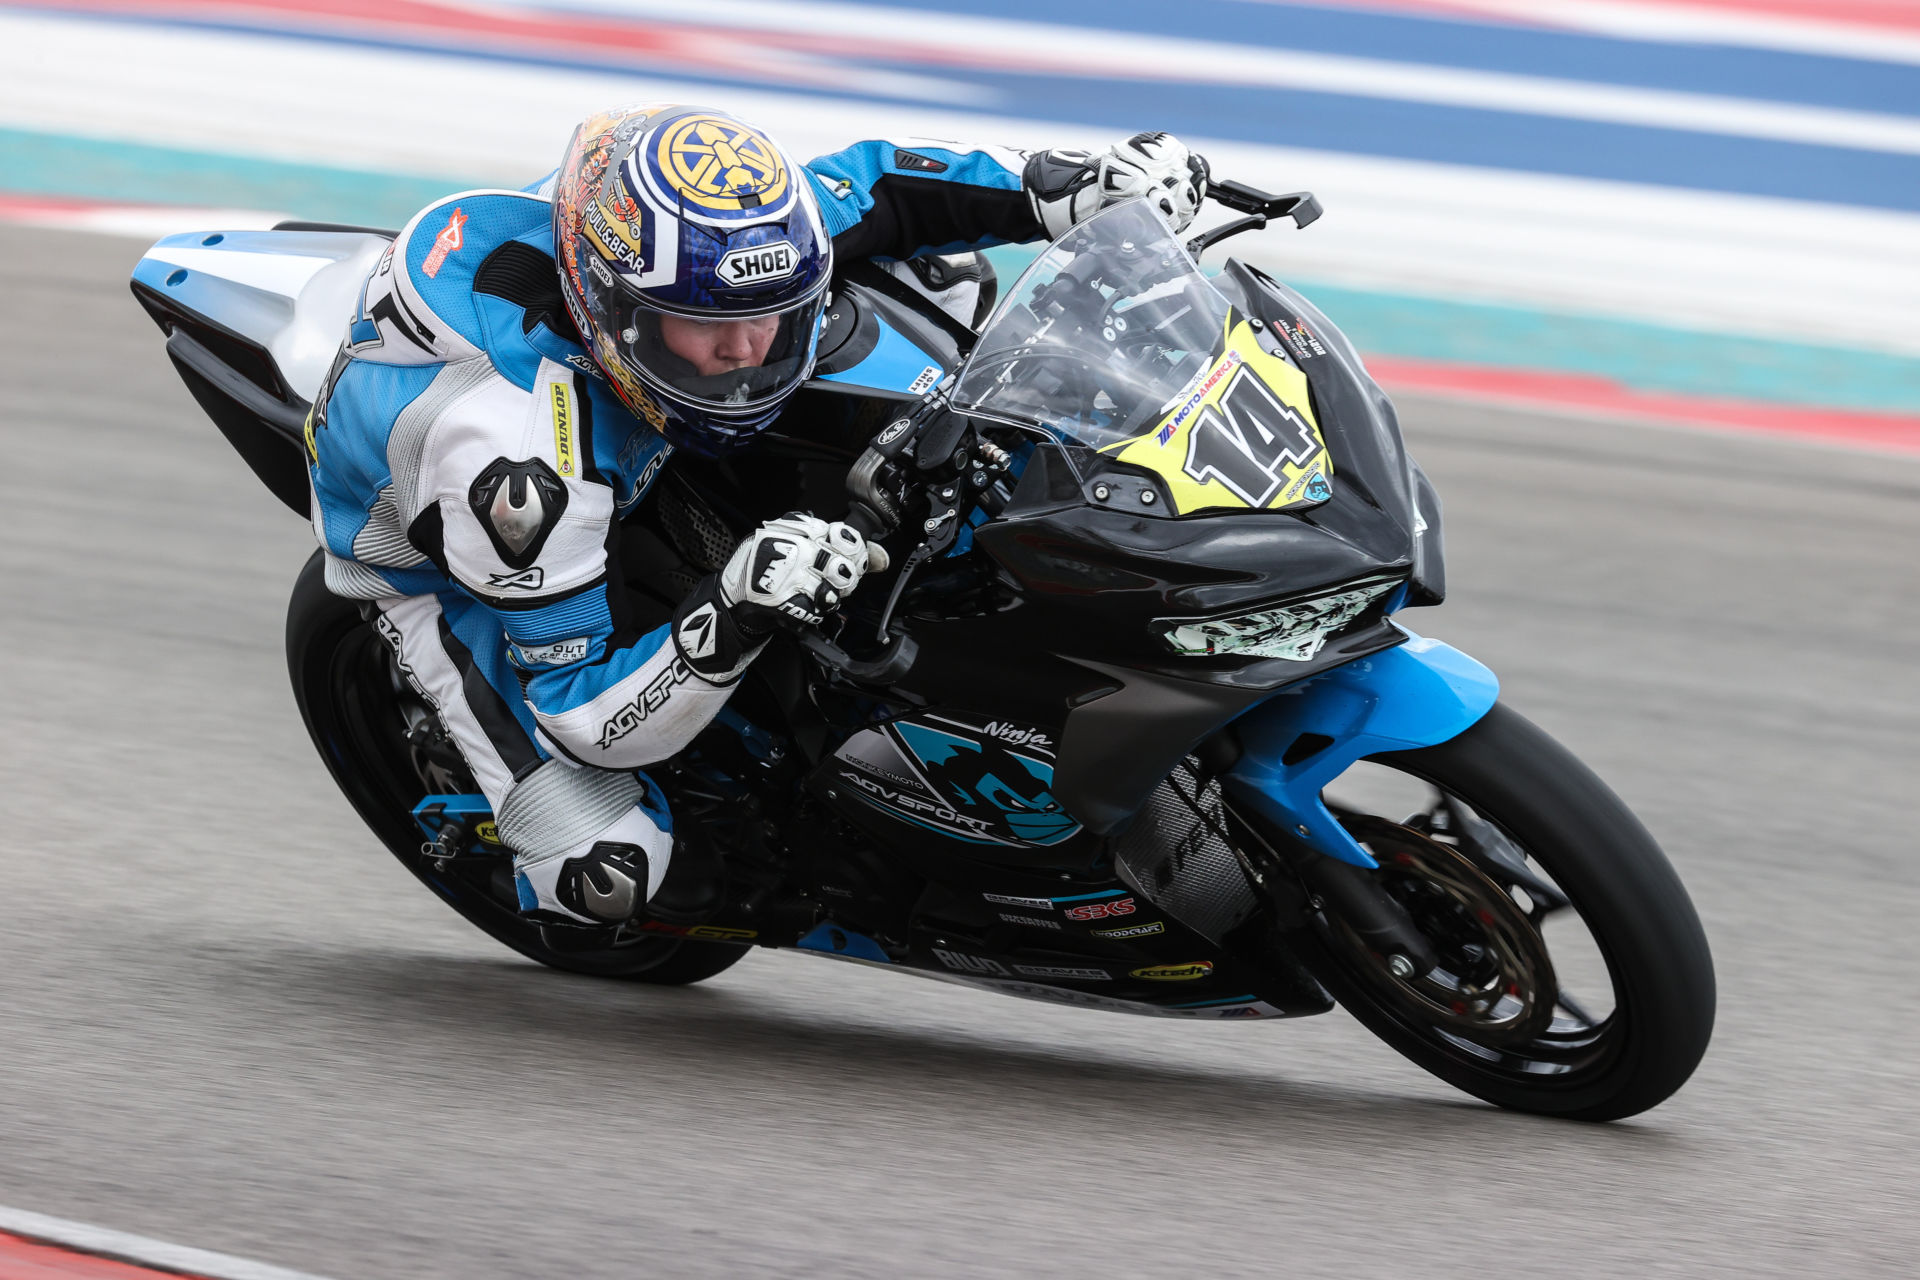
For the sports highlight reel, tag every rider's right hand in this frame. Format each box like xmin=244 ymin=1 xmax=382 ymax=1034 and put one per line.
xmin=720 ymin=513 xmax=879 ymax=634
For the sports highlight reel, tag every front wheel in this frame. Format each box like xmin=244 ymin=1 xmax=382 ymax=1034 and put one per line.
xmin=1254 ymin=701 xmax=1714 ymax=1122
xmin=285 ymin=551 xmax=748 ymax=985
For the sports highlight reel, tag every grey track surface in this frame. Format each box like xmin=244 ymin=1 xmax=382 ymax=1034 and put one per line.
xmin=3 ymin=223 xmax=1915 ymax=1278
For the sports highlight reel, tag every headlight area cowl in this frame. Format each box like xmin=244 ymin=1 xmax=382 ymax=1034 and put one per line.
xmin=969 ymin=490 xmax=1415 ymax=691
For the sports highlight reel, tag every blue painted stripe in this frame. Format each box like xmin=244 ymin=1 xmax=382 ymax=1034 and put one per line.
xmin=923 ymin=68 xmax=1920 ymax=214
xmin=25 ymin=10 xmax=1920 ymax=213
xmin=1051 ymin=889 xmax=1128 ymax=903
xmin=826 ymin=0 xmax=1920 ymax=115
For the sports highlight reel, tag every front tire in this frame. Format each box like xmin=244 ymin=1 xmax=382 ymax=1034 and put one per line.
xmin=285 ymin=551 xmax=748 ymax=985
xmin=1261 ymin=701 xmax=1714 ymax=1121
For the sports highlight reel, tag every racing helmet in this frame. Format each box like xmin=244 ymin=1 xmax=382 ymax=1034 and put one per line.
xmin=553 ymin=105 xmax=833 ymax=456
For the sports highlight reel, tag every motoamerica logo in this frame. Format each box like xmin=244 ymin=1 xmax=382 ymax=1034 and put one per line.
xmin=597 ymin=659 xmax=693 ymax=749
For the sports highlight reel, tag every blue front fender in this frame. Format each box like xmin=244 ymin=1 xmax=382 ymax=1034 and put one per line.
xmin=1223 ymin=634 xmax=1499 ymax=868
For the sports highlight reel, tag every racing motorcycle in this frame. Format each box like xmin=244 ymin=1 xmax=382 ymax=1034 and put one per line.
xmin=130 ymin=182 xmax=1714 ymax=1121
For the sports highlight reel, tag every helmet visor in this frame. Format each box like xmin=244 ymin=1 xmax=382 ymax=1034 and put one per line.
xmin=568 ymin=222 xmax=825 ymax=414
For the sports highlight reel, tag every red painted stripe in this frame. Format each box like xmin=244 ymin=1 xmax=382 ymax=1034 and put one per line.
xmin=1365 ymin=354 xmax=1920 ymax=452
xmin=0 ymin=1230 xmax=212 ymax=1279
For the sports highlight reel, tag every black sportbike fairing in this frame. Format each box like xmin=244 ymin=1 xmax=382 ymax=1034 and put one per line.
xmin=137 ymin=187 xmax=1718 ymax=1119
xmin=133 ymin=201 xmax=1433 ymax=1022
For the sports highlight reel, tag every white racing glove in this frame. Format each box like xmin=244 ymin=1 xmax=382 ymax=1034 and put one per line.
xmin=671 ymin=513 xmax=887 ymax=678
xmin=1025 ymin=132 xmax=1210 ymax=239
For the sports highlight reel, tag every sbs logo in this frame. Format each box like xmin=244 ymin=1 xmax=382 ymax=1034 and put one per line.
xmin=718 ymin=242 xmax=798 ymax=286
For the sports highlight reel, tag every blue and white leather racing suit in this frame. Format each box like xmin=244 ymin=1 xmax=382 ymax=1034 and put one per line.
xmin=306 ymin=138 xmax=1043 ymax=920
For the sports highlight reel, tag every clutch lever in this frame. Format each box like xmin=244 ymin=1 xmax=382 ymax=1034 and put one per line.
xmin=797 ymin=627 xmax=920 ymax=686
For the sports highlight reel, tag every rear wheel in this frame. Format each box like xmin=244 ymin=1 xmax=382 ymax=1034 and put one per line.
xmin=285 ymin=551 xmax=748 ymax=985
xmin=1253 ymin=701 xmax=1714 ymax=1121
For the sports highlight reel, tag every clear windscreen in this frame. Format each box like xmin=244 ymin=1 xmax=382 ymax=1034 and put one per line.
xmin=951 ymin=200 xmax=1235 ymax=449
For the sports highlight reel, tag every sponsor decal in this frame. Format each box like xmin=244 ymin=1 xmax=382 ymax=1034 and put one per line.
xmin=658 ymin=114 xmax=788 ymax=213
xmin=908 ymin=365 xmax=941 ymax=396
xmin=1131 ymin=961 xmax=1215 ymax=982
xmin=422 ymin=207 xmax=467 ymax=279
xmin=840 ymin=756 xmax=923 ymax=789
xmin=614 ymin=430 xmax=670 ymax=511
xmin=826 ymin=177 xmax=854 ymax=200
xmin=840 ymin=771 xmax=996 ymax=839
xmin=1156 ymin=349 xmax=1242 ymax=446
xmin=474 ymin=820 xmax=502 ymax=845
xmin=982 ymin=721 xmax=1052 ymax=751
xmin=999 ymin=913 xmax=1062 ymax=930
xmin=302 ymin=404 xmax=318 ymax=463
xmin=1304 ymin=471 xmax=1331 ymax=503
xmin=933 ymin=948 xmax=1008 ymax=976
xmin=566 ymin=353 xmax=605 ymax=382
xmin=983 ymin=893 xmax=1054 ymax=910
xmin=717 ymin=241 xmax=798 ymax=286
xmin=584 ymin=199 xmax=647 ymax=274
xmin=1013 ymin=964 xmax=1111 ymax=982
xmin=982 ymin=982 xmax=1153 ymax=1014
xmin=1280 ymin=318 xmax=1326 ymax=360
xmin=597 ymin=658 xmax=694 ymax=749
xmin=639 ymin=921 xmax=758 ymax=941
xmin=511 ymin=636 xmax=590 ymax=666
xmin=831 ymin=712 xmax=1081 ymax=847
xmin=893 ymin=148 xmax=949 ymax=173
xmin=486 ymin=566 xmax=545 ymax=591
xmin=877 ymin=418 xmax=912 ymax=446
xmin=1091 ymin=920 xmax=1166 ymax=940
xmin=550 ymin=382 xmax=577 ymax=478
xmin=1212 ymin=1006 xmax=1263 ymax=1018
xmin=676 ymin=602 xmax=719 ymax=662
xmin=1064 ymin=898 xmax=1136 ymax=922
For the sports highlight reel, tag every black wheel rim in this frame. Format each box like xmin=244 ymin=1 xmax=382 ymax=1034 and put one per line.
xmin=1310 ymin=772 xmax=1627 ymax=1085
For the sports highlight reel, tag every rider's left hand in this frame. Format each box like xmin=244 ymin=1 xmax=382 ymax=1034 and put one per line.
xmin=1025 ymin=133 xmax=1210 ymax=238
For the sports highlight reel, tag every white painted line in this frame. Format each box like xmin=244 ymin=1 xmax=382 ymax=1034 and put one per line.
xmin=0 ymin=1204 xmax=336 ymax=1280
xmin=3 ymin=12 xmax=1917 ymax=353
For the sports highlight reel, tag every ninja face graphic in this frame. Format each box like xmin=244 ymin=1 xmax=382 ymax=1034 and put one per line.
xmin=891 ymin=722 xmax=1081 ymax=846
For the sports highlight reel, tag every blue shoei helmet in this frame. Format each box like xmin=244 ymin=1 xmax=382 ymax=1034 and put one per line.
xmin=554 ymin=105 xmax=833 ymax=457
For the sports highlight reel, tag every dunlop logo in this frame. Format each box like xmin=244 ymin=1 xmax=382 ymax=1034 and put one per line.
xmin=551 ymin=381 xmax=577 ymax=477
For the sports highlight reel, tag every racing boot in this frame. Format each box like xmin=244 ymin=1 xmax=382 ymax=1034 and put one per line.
xmin=642 ymin=839 xmax=727 ymax=926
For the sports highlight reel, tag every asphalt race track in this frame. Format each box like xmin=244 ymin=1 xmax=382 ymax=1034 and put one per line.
xmin=3 ymin=223 xmax=1915 ymax=1278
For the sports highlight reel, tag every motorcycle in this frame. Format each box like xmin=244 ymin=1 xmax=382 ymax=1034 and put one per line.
xmin=130 ymin=180 xmax=1714 ymax=1121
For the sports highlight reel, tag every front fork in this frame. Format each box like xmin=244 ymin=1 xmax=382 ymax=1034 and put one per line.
xmin=1221 ymin=632 xmax=1500 ymax=973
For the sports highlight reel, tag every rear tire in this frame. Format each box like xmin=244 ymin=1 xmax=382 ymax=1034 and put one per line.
xmin=285 ymin=551 xmax=748 ymax=985
xmin=1265 ymin=701 xmax=1714 ymax=1121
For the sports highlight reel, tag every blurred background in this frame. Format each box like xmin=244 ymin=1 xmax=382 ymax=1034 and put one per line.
xmin=2 ymin=0 xmax=1917 ymax=443
xmin=3 ymin=4 xmax=1918 ymax=1278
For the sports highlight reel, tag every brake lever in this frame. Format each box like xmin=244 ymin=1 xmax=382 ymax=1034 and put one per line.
xmin=1206 ymin=180 xmax=1323 ymax=228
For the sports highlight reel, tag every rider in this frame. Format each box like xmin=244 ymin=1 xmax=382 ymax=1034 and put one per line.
xmin=305 ymin=105 xmax=1208 ymax=926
